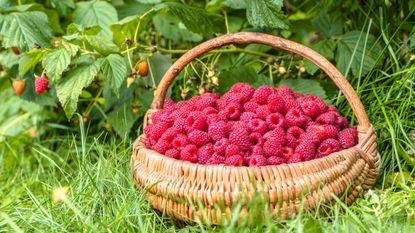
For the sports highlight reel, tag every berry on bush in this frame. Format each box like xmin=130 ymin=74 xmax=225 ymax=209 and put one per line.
xmin=12 ymin=80 xmax=26 ymax=95
xmin=34 ymin=76 xmax=49 ymax=94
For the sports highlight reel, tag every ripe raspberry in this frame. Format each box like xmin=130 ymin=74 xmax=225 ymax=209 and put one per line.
xmin=144 ymin=122 xmax=169 ymax=140
xmin=197 ymin=143 xmax=214 ymax=164
xmin=306 ymin=124 xmax=337 ymax=140
xmin=153 ymin=139 xmax=171 ymax=154
xmin=163 ymin=98 xmax=175 ymax=111
xmin=252 ymin=86 xmax=274 ymax=104
xmin=206 ymin=153 xmax=225 ymax=165
xmin=275 ymin=85 xmax=294 ymax=99
xmin=229 ymin=128 xmax=251 ymax=151
xmin=284 ymin=98 xmax=301 ymax=110
xmin=266 ymin=113 xmax=285 ymax=130
xmin=263 ymin=138 xmax=284 ymax=157
xmin=214 ymin=138 xmax=229 ymax=155
xmin=317 ymin=138 xmax=340 ymax=157
xmin=195 ymin=95 xmax=217 ymax=110
xmin=327 ymin=105 xmax=338 ymax=112
xmin=188 ymin=130 xmax=211 ymax=147
xmin=177 ymin=107 xmax=191 ymax=118
xmin=171 ymin=134 xmax=189 ymax=149
xmin=208 ymin=121 xmax=228 ymax=142
xmin=34 ymin=76 xmax=49 ymax=94
xmin=225 ymin=144 xmax=241 ymax=157
xmin=338 ymin=127 xmax=358 ymax=149
xmin=187 ymin=96 xmax=202 ymax=111
xmin=175 ymin=101 xmax=187 ymax=110
xmin=246 ymin=154 xmax=267 ymax=166
xmin=286 ymin=126 xmax=304 ymax=148
xmin=335 ymin=116 xmax=348 ymax=129
xmin=299 ymin=100 xmax=322 ymax=119
xmin=287 ymin=153 xmax=302 ymax=164
xmin=295 ymin=142 xmax=316 ymax=161
xmin=251 ymin=145 xmax=264 ymax=156
xmin=227 ymin=121 xmax=249 ymax=132
xmin=145 ymin=137 xmax=157 ymax=147
xmin=247 ymin=119 xmax=267 ymax=134
xmin=282 ymin=146 xmax=294 ymax=160
xmin=228 ymin=83 xmax=255 ymax=102
xmin=206 ymin=114 xmax=221 ymax=125
xmin=224 ymin=102 xmax=242 ymax=120
xmin=263 ymin=127 xmax=286 ymax=145
xmin=222 ymin=92 xmax=246 ymax=105
xmin=185 ymin=111 xmax=207 ymax=132
xmin=324 ymin=125 xmax=338 ymax=139
xmin=299 ymin=132 xmax=320 ymax=146
xmin=180 ymin=144 xmax=198 ymax=163
xmin=267 ymin=94 xmax=286 ymax=113
xmin=256 ymin=105 xmax=271 ymax=120
xmin=315 ymin=112 xmax=337 ymax=125
xmin=249 ymin=132 xmax=264 ymax=147
xmin=285 ymin=108 xmax=307 ymax=128
xmin=203 ymin=106 xmax=218 ymax=115
xmin=224 ymin=154 xmax=244 ymax=166
xmin=151 ymin=110 xmax=174 ymax=126
xmin=267 ymin=156 xmax=286 ymax=165
xmin=172 ymin=118 xmax=186 ymax=133
xmin=240 ymin=112 xmax=258 ymax=123
xmin=243 ymin=101 xmax=260 ymax=113
xmin=160 ymin=128 xmax=177 ymax=144
xmin=165 ymin=149 xmax=180 ymax=159
xmin=302 ymin=94 xmax=327 ymax=112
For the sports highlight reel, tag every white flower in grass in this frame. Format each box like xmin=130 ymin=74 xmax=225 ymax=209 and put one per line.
xmin=52 ymin=186 xmax=69 ymax=203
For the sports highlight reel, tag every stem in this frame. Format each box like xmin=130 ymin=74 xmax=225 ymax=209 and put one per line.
xmin=84 ymin=87 xmax=103 ymax=116
xmin=223 ymin=10 xmax=230 ymax=34
xmin=126 ymin=45 xmax=134 ymax=71
xmin=134 ymin=8 xmax=155 ymax=42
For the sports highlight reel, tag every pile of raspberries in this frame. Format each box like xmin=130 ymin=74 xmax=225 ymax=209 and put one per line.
xmin=144 ymin=83 xmax=358 ymax=166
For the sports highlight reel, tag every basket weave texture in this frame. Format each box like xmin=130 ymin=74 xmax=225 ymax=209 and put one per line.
xmin=132 ymin=32 xmax=380 ymax=224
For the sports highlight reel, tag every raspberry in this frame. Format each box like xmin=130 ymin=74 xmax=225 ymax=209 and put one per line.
xmin=159 ymin=129 xmax=176 ymax=144
xmin=222 ymin=92 xmax=245 ymax=105
xmin=284 ymin=98 xmax=301 ymax=110
xmin=228 ymin=83 xmax=255 ymax=102
xmin=12 ymin=80 xmax=26 ymax=95
xmin=208 ymin=121 xmax=228 ymax=142
xmin=295 ymin=142 xmax=316 ymax=161
xmin=266 ymin=113 xmax=285 ymax=130
xmin=224 ymin=154 xmax=244 ymax=166
xmin=195 ymin=95 xmax=217 ymax=110
xmin=151 ymin=110 xmax=174 ymax=126
xmin=171 ymin=134 xmax=189 ymax=149
xmin=240 ymin=112 xmax=258 ymax=123
xmin=206 ymin=114 xmax=221 ymax=125
xmin=307 ymin=124 xmax=337 ymax=140
xmin=249 ymin=132 xmax=264 ymax=147
xmin=214 ymin=138 xmax=229 ymax=155
xmin=285 ymin=108 xmax=307 ymax=128
xmin=243 ymin=101 xmax=260 ymax=113
xmin=229 ymin=127 xmax=251 ymax=151
xmin=282 ymin=146 xmax=294 ymax=160
xmin=246 ymin=154 xmax=267 ymax=166
xmin=203 ymin=106 xmax=218 ymax=115
xmin=34 ymin=76 xmax=48 ymax=94
xmin=323 ymin=125 xmax=338 ymax=139
xmin=172 ymin=118 xmax=186 ymax=133
xmin=177 ymin=107 xmax=191 ymax=118
xmin=267 ymin=94 xmax=286 ymax=113
xmin=327 ymin=105 xmax=338 ymax=112
xmin=263 ymin=127 xmax=286 ymax=145
xmin=263 ymin=138 xmax=284 ymax=157
xmin=185 ymin=111 xmax=207 ymax=132
xmin=206 ymin=153 xmax=225 ymax=165
xmin=256 ymin=105 xmax=271 ymax=120
xmin=144 ymin=122 xmax=169 ymax=140
xmin=303 ymin=94 xmax=327 ymax=112
xmin=247 ymin=119 xmax=267 ymax=134
xmin=163 ymin=98 xmax=175 ymax=110
xmin=224 ymin=102 xmax=242 ymax=120
xmin=197 ymin=143 xmax=214 ymax=164
xmin=165 ymin=149 xmax=180 ymax=159
xmin=286 ymin=126 xmax=304 ymax=148
xmin=225 ymin=144 xmax=241 ymax=157
xmin=275 ymin=85 xmax=294 ymax=99
xmin=317 ymin=138 xmax=340 ymax=157
xmin=287 ymin=153 xmax=302 ymax=164
xmin=252 ymin=86 xmax=274 ymax=104
xmin=267 ymin=156 xmax=286 ymax=165
xmin=153 ymin=140 xmax=171 ymax=154
xmin=175 ymin=101 xmax=187 ymax=110
xmin=299 ymin=100 xmax=322 ymax=119
xmin=293 ymin=92 xmax=302 ymax=99
xmin=299 ymin=132 xmax=320 ymax=146
xmin=180 ymin=144 xmax=198 ymax=163
xmin=228 ymin=121 xmax=248 ymax=132
xmin=338 ymin=127 xmax=358 ymax=149
xmin=145 ymin=137 xmax=156 ymax=147
xmin=315 ymin=112 xmax=337 ymax=125
xmin=188 ymin=130 xmax=211 ymax=147
xmin=335 ymin=116 xmax=348 ymax=129
xmin=251 ymin=145 xmax=264 ymax=156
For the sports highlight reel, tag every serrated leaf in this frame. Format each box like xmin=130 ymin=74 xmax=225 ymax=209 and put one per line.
xmin=115 ymin=2 xmax=152 ymax=19
xmin=0 ymin=11 xmax=52 ymax=51
xmin=56 ymin=63 xmax=100 ymax=119
xmin=107 ymin=102 xmax=138 ymax=138
xmin=86 ymin=35 xmax=120 ymax=55
xmin=335 ymin=31 xmax=382 ymax=77
xmin=42 ymin=48 xmax=71 ymax=82
xmin=218 ymin=66 xmax=258 ymax=93
xmin=304 ymin=39 xmax=336 ymax=75
xmin=73 ymin=1 xmax=118 ymax=38
xmin=311 ymin=12 xmax=343 ymax=38
xmin=224 ymin=0 xmax=247 ymax=9
xmin=49 ymin=0 xmax=75 ymax=16
xmin=153 ymin=13 xmax=202 ymax=42
xmin=163 ymin=2 xmax=225 ymax=34
xmin=279 ymin=79 xmax=327 ymax=101
xmin=100 ymin=54 xmax=127 ymax=96
xmin=43 ymin=9 xmax=63 ymax=34
xmin=246 ymin=0 xmax=288 ymax=29
xmin=67 ymin=23 xmax=101 ymax=36
xmin=62 ymin=41 xmax=80 ymax=57
xmin=19 ymin=49 xmax=48 ymax=76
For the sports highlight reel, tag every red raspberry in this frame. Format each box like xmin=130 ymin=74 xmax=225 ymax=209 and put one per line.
xmin=170 ymin=134 xmax=188 ymax=149
xmin=327 ymin=105 xmax=338 ymax=112
xmin=186 ymin=96 xmax=202 ymax=111
xmin=195 ymin=95 xmax=217 ymax=110
xmin=229 ymin=127 xmax=251 ymax=151
xmin=302 ymin=94 xmax=327 ymax=112
xmin=315 ymin=112 xmax=337 ymax=125
xmin=206 ymin=114 xmax=221 ymax=125
xmin=295 ymin=142 xmax=316 ymax=161
xmin=203 ymin=106 xmax=218 ymax=115
xmin=145 ymin=137 xmax=156 ymax=147
xmin=197 ymin=143 xmax=214 ymax=164
xmin=251 ymin=145 xmax=264 ymax=156
xmin=285 ymin=108 xmax=307 ymax=128
xmin=299 ymin=100 xmax=322 ymax=119
xmin=287 ymin=153 xmax=302 ymax=164
xmin=214 ymin=138 xmax=229 ymax=155
xmin=177 ymin=107 xmax=191 ymax=118
xmin=188 ymin=130 xmax=211 ymax=147
xmin=222 ymin=92 xmax=245 ymax=105
xmin=299 ymin=132 xmax=320 ymax=146
xmin=175 ymin=101 xmax=187 ymax=109
xmin=224 ymin=154 xmax=244 ymax=166
xmin=267 ymin=156 xmax=286 ymax=165
xmin=206 ymin=153 xmax=225 ymax=165
xmin=34 ymin=76 xmax=49 ymax=94
xmin=151 ymin=110 xmax=174 ymax=126
xmin=249 ymin=132 xmax=264 ymax=147
xmin=282 ymin=146 xmax=294 ymax=160
xmin=208 ymin=121 xmax=228 ymax=142
xmin=293 ymin=92 xmax=303 ymax=99
xmin=317 ymin=138 xmax=340 ymax=157
xmin=240 ymin=112 xmax=258 ymax=123
xmin=185 ymin=111 xmax=207 ymax=132
xmin=265 ymin=113 xmax=285 ymax=130
xmin=252 ymin=86 xmax=274 ymax=104
xmin=324 ymin=125 xmax=338 ymax=139
xmin=286 ymin=126 xmax=304 ymax=148
xmin=180 ymin=144 xmax=198 ymax=163
xmin=306 ymin=124 xmax=337 ymax=140
xmin=225 ymin=144 xmax=241 ymax=157
xmin=275 ymin=85 xmax=294 ymax=99
xmin=335 ymin=116 xmax=348 ymax=129
xmin=144 ymin=122 xmax=169 ymax=140
xmin=216 ymin=99 xmax=227 ymax=110
xmin=256 ymin=105 xmax=271 ymax=120
xmin=153 ymin=140 xmax=171 ymax=154
xmin=263 ymin=138 xmax=284 ymax=157
xmin=246 ymin=154 xmax=267 ymax=166
xmin=338 ymin=127 xmax=358 ymax=149
xmin=227 ymin=121 xmax=248 ymax=132
xmin=284 ymin=98 xmax=301 ymax=110
xmin=243 ymin=101 xmax=260 ymax=113
xmin=165 ymin=149 xmax=180 ymax=159
xmin=267 ymin=94 xmax=286 ymax=113
xmin=263 ymin=127 xmax=286 ymax=145
xmin=228 ymin=83 xmax=255 ymax=102
xmin=172 ymin=118 xmax=186 ymax=133
xmin=163 ymin=98 xmax=175 ymax=111
xmin=247 ymin=119 xmax=267 ymax=134
xmin=224 ymin=102 xmax=242 ymax=120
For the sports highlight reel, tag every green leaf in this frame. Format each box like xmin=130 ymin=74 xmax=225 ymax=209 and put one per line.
xmin=0 ymin=11 xmax=53 ymax=51
xmin=73 ymin=1 xmax=118 ymax=38
xmin=304 ymin=39 xmax=336 ymax=75
xmin=115 ymin=2 xmax=152 ymax=19
xmin=42 ymin=48 xmax=71 ymax=82
xmin=110 ymin=16 xmax=139 ymax=45
xmin=86 ymin=36 xmax=120 ymax=55
xmin=43 ymin=9 xmax=63 ymax=34
xmin=48 ymin=0 xmax=75 ymax=16
xmin=62 ymin=40 xmax=80 ymax=57
xmin=18 ymin=49 xmax=48 ymax=76
xmin=136 ymin=0 xmax=161 ymax=3
xmin=224 ymin=0 xmax=247 ymax=9
xmin=279 ymin=79 xmax=328 ymax=101
xmin=163 ymin=2 xmax=225 ymax=34
xmin=100 ymin=54 xmax=127 ymax=96
xmin=107 ymin=102 xmax=138 ymax=138
xmin=311 ymin=12 xmax=343 ymax=38
xmin=21 ymin=73 xmax=56 ymax=106
xmin=246 ymin=0 xmax=288 ymax=29
xmin=153 ymin=13 xmax=202 ymax=42
xmin=218 ymin=66 xmax=259 ymax=93
xmin=147 ymin=53 xmax=172 ymax=87
xmin=56 ymin=62 xmax=100 ymax=119
xmin=335 ymin=31 xmax=382 ymax=77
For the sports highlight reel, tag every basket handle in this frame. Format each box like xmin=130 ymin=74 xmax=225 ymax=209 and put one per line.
xmin=150 ymin=32 xmax=370 ymax=129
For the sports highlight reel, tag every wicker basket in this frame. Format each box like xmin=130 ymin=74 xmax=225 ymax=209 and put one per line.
xmin=132 ymin=32 xmax=380 ymax=224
